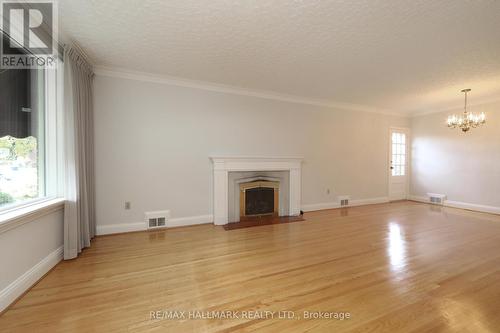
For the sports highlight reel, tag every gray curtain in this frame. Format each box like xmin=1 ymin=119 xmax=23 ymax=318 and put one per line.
xmin=63 ymin=45 xmax=95 ymax=260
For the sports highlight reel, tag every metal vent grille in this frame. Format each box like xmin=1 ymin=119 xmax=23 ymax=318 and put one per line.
xmin=430 ymin=197 xmax=442 ymax=204
xmin=427 ymin=193 xmax=446 ymax=206
xmin=149 ymin=218 xmax=158 ymax=228
xmin=338 ymin=195 xmax=350 ymax=207
xmin=145 ymin=210 xmax=171 ymax=229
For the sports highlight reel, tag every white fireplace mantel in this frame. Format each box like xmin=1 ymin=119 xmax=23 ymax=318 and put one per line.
xmin=210 ymin=156 xmax=303 ymax=225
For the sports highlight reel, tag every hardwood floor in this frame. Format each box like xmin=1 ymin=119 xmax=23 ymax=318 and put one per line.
xmin=223 ymin=215 xmax=305 ymax=230
xmin=2 ymin=201 xmax=500 ymax=332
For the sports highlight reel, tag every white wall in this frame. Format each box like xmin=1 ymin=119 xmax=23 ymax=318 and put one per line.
xmin=411 ymin=100 xmax=500 ymax=210
xmin=94 ymin=74 xmax=409 ymax=231
xmin=0 ymin=209 xmax=63 ymax=311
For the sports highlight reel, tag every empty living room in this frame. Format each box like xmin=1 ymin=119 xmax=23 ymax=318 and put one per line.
xmin=1 ymin=1 xmax=500 ymax=332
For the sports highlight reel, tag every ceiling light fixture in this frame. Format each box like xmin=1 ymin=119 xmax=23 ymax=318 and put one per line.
xmin=447 ymin=89 xmax=485 ymax=133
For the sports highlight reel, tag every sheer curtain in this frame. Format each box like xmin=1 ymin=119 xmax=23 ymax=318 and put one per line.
xmin=63 ymin=45 xmax=95 ymax=260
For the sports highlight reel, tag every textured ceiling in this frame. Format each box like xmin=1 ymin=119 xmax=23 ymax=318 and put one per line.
xmin=59 ymin=0 xmax=500 ymax=115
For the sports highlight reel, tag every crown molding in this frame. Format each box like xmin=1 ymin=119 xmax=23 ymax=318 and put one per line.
xmin=410 ymin=96 xmax=500 ymax=117
xmin=93 ymin=65 xmax=405 ymax=117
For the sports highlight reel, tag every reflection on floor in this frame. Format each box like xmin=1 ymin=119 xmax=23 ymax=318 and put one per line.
xmin=223 ymin=215 xmax=305 ymax=230
xmin=2 ymin=201 xmax=500 ymax=332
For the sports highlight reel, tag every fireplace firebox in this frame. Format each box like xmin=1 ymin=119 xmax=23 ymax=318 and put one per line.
xmin=239 ymin=180 xmax=279 ymax=219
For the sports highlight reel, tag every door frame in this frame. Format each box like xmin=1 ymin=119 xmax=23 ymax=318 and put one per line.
xmin=388 ymin=127 xmax=411 ymax=201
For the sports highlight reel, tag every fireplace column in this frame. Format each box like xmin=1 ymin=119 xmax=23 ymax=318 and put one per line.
xmin=289 ymin=167 xmax=302 ymax=216
xmin=213 ymin=162 xmax=228 ymax=225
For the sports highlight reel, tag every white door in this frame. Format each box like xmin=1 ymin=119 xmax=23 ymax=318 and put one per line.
xmin=389 ymin=128 xmax=409 ymax=201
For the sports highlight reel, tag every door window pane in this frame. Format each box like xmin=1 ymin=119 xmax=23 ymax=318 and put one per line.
xmin=391 ymin=132 xmax=406 ymax=176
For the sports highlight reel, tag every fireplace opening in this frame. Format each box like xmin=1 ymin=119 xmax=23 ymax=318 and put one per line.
xmin=245 ymin=187 xmax=274 ymax=216
xmin=240 ymin=180 xmax=279 ymax=219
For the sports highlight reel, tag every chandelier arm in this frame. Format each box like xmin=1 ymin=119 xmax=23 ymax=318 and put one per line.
xmin=464 ymin=90 xmax=468 ymax=113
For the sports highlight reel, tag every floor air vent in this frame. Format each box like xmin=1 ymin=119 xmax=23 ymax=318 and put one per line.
xmin=145 ymin=210 xmax=170 ymax=229
xmin=148 ymin=217 xmax=166 ymax=228
xmin=427 ymin=193 xmax=446 ymax=205
xmin=338 ymin=196 xmax=350 ymax=207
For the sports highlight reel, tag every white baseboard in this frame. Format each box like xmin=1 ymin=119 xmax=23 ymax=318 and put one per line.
xmin=96 ymin=222 xmax=145 ymax=235
xmin=0 ymin=246 xmax=63 ymax=312
xmin=302 ymin=197 xmax=390 ymax=212
xmin=96 ymin=214 xmax=214 ymax=235
xmin=168 ymin=214 xmax=213 ymax=228
xmin=409 ymin=195 xmax=427 ymax=202
xmin=445 ymin=200 xmax=500 ymax=214
xmin=95 ymin=197 xmax=395 ymax=235
xmin=350 ymin=197 xmax=390 ymax=207
xmin=301 ymin=202 xmax=339 ymax=212
xmin=410 ymin=195 xmax=500 ymax=215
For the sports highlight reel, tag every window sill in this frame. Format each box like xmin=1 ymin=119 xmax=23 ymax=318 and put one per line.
xmin=0 ymin=198 xmax=66 ymax=234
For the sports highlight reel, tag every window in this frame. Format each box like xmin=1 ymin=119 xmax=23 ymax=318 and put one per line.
xmin=391 ymin=132 xmax=406 ymax=176
xmin=0 ymin=32 xmax=60 ymax=211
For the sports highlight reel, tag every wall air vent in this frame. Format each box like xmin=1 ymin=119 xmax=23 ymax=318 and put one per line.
xmin=338 ymin=195 xmax=350 ymax=207
xmin=145 ymin=210 xmax=170 ymax=229
xmin=427 ymin=193 xmax=446 ymax=206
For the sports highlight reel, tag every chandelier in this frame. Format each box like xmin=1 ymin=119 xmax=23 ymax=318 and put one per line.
xmin=447 ymin=89 xmax=485 ymax=132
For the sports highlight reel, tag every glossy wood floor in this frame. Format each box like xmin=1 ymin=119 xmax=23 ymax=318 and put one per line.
xmin=2 ymin=201 xmax=500 ymax=332
xmin=223 ymin=215 xmax=305 ymax=230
